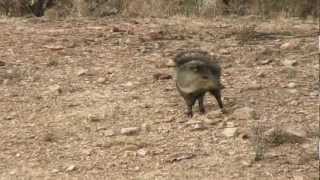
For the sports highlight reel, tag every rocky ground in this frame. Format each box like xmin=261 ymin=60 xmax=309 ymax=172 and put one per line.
xmin=0 ymin=16 xmax=319 ymax=179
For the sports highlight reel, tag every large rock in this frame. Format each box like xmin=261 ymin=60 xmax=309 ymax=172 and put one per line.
xmin=120 ymin=127 xmax=140 ymax=135
xmin=232 ymin=107 xmax=257 ymax=120
xmin=282 ymin=59 xmax=298 ymax=67
xmin=222 ymin=127 xmax=238 ymax=137
xmin=284 ymin=126 xmax=307 ymax=139
xmin=264 ymin=126 xmax=307 ymax=145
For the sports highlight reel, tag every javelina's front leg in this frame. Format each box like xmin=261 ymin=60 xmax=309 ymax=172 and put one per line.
xmin=184 ymin=96 xmax=197 ymax=118
xmin=198 ymin=94 xmax=206 ymax=114
xmin=210 ymin=89 xmax=224 ymax=112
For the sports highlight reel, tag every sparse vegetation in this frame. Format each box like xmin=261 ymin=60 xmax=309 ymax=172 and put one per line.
xmin=0 ymin=0 xmax=318 ymax=18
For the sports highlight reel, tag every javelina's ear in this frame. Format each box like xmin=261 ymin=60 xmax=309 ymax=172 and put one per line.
xmin=219 ymin=83 xmax=225 ymax=89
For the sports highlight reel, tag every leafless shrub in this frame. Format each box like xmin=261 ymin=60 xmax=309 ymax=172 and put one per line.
xmin=0 ymin=0 xmax=31 ymax=16
xmin=235 ymin=25 xmax=257 ymax=44
xmin=251 ymin=123 xmax=267 ymax=161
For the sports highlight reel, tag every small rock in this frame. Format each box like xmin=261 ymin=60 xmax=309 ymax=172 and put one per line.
xmin=141 ymin=123 xmax=151 ymax=132
xmin=203 ymin=118 xmax=221 ymax=125
xmin=232 ymin=107 xmax=257 ymax=120
xmin=289 ymin=100 xmax=299 ymax=106
xmin=133 ymin=166 xmax=140 ymax=171
xmin=163 ymin=117 xmax=176 ymax=123
xmin=222 ymin=127 xmax=238 ymax=137
xmin=77 ymin=68 xmax=88 ymax=76
xmin=260 ymin=59 xmax=272 ymax=65
xmin=120 ymin=127 xmax=140 ymax=135
xmin=287 ymin=82 xmax=296 ymax=88
xmin=82 ymin=149 xmax=93 ymax=156
xmin=153 ymin=73 xmax=172 ymax=80
xmin=87 ymin=114 xmax=102 ymax=122
xmin=47 ymin=59 xmax=58 ymax=66
xmin=97 ymin=77 xmax=107 ymax=83
xmin=2 ymin=79 xmax=10 ymax=85
xmin=288 ymin=89 xmax=298 ymax=94
xmin=219 ymin=49 xmax=230 ymax=55
xmin=165 ymin=59 xmax=175 ymax=67
xmin=0 ymin=60 xmax=5 ymax=66
xmin=185 ymin=120 xmax=202 ymax=125
xmin=137 ymin=148 xmax=148 ymax=156
xmin=257 ymin=72 xmax=265 ymax=78
xmin=111 ymin=26 xmax=125 ymax=33
xmin=282 ymin=59 xmax=298 ymax=66
xmin=226 ymin=121 xmax=235 ymax=128
xmin=43 ymin=133 xmax=55 ymax=142
xmin=104 ymin=129 xmax=116 ymax=137
xmin=191 ymin=123 xmax=207 ymax=131
xmin=310 ymin=91 xmax=319 ymax=96
xmin=217 ymin=121 xmax=227 ymax=129
xmin=300 ymin=143 xmax=315 ymax=155
xmin=48 ymin=84 xmax=62 ymax=94
xmin=51 ymin=169 xmax=59 ymax=173
xmin=143 ymin=104 xmax=152 ymax=108
xmin=9 ymin=170 xmax=16 ymax=175
xmin=177 ymin=118 xmax=188 ymax=123
xmin=247 ymin=81 xmax=262 ymax=90
xmin=44 ymin=45 xmax=64 ymax=51
xmin=293 ymin=175 xmax=305 ymax=180
xmin=66 ymin=165 xmax=76 ymax=172
xmin=167 ymin=153 xmax=195 ymax=163
xmin=285 ymin=126 xmax=307 ymax=139
xmin=280 ymin=41 xmax=298 ymax=50
xmin=318 ymin=140 xmax=320 ymax=160
xmin=241 ymin=160 xmax=252 ymax=167
xmin=148 ymin=31 xmax=164 ymax=41
xmin=3 ymin=112 xmax=16 ymax=120
xmin=124 ymin=81 xmax=134 ymax=87
xmin=206 ymin=110 xmax=224 ymax=120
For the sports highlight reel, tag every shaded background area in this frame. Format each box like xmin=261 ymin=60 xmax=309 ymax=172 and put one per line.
xmin=0 ymin=0 xmax=319 ymax=18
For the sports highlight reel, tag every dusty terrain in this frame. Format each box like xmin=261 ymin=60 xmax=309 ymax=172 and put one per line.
xmin=0 ymin=16 xmax=319 ymax=179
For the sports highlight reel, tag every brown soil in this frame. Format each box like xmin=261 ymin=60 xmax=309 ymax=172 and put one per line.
xmin=0 ymin=16 xmax=319 ymax=179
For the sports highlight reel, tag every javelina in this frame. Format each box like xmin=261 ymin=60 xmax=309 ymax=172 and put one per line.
xmin=174 ymin=50 xmax=224 ymax=117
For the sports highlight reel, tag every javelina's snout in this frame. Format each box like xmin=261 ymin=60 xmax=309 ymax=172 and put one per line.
xmin=174 ymin=50 xmax=224 ymax=117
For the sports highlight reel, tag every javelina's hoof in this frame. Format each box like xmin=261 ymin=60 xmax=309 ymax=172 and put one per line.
xmin=199 ymin=108 xmax=206 ymax=114
xmin=186 ymin=112 xmax=193 ymax=118
xmin=220 ymin=108 xmax=227 ymax=114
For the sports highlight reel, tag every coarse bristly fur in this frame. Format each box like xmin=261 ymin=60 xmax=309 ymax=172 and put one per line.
xmin=174 ymin=50 xmax=224 ymax=117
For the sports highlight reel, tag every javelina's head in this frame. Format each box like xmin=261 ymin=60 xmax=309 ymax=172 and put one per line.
xmin=177 ymin=61 xmax=219 ymax=93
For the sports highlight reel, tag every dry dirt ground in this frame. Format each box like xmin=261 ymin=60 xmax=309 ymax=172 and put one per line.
xmin=0 ymin=16 xmax=319 ymax=179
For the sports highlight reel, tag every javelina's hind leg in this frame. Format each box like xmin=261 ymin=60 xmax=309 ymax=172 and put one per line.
xmin=184 ymin=96 xmax=197 ymax=118
xmin=210 ymin=89 xmax=224 ymax=111
xmin=198 ymin=94 xmax=206 ymax=114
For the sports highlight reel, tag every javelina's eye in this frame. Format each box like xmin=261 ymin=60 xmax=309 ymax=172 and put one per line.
xmin=191 ymin=67 xmax=198 ymax=72
xmin=202 ymin=75 xmax=209 ymax=79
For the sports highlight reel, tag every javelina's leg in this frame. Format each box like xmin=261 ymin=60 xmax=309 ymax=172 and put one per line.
xmin=210 ymin=89 xmax=224 ymax=110
xmin=198 ymin=94 xmax=206 ymax=114
xmin=184 ymin=96 xmax=197 ymax=118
